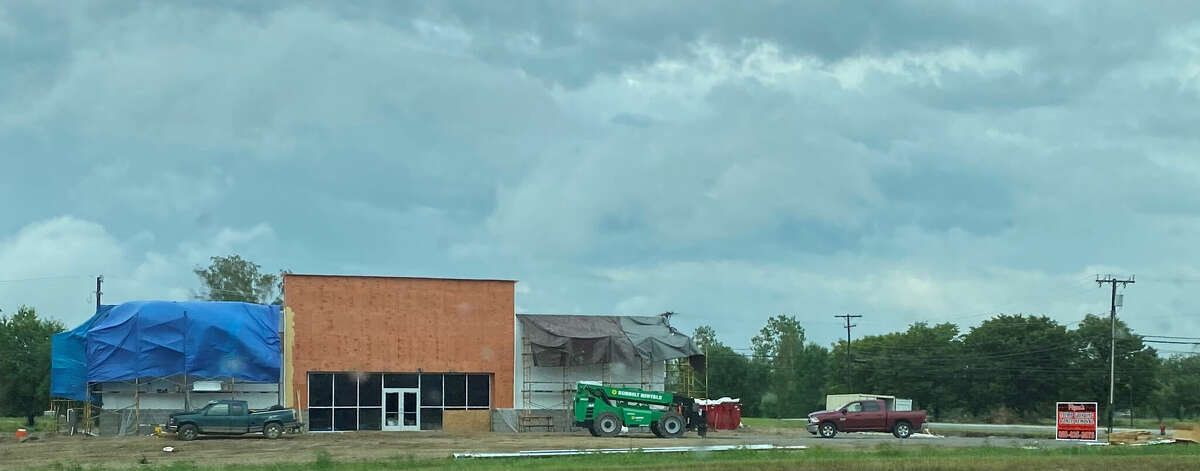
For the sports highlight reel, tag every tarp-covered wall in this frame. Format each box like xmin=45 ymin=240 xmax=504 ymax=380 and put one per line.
xmin=51 ymin=305 xmax=115 ymax=400
xmin=517 ymin=314 xmax=704 ymax=371
xmin=51 ymin=301 xmax=281 ymax=400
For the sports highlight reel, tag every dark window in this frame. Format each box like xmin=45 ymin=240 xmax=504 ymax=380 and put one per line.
xmin=420 ymin=408 xmax=442 ymax=431
xmin=206 ymin=404 xmax=229 ymax=416
xmin=334 ymin=374 xmax=358 ymax=406
xmin=334 ymin=408 xmax=357 ymax=431
xmin=308 ymin=408 xmax=332 ymax=431
xmin=386 ymin=390 xmax=399 ymax=413
xmin=358 ymin=408 xmax=381 ymax=431
xmin=862 ymin=401 xmax=880 ymax=412
xmin=229 ymin=404 xmax=245 ymax=416
xmin=404 ymin=391 xmax=418 ymax=413
xmin=359 ymin=374 xmax=382 ymax=407
xmin=467 ymin=374 xmax=490 ymax=407
xmin=308 ymin=373 xmax=332 ymax=407
xmin=444 ymin=375 xmax=466 ymax=407
xmin=420 ymin=374 xmax=442 ymax=406
xmin=384 ymin=374 xmax=418 ymax=388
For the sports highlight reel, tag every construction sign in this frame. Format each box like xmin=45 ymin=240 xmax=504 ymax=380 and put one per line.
xmin=1056 ymin=402 xmax=1098 ymax=441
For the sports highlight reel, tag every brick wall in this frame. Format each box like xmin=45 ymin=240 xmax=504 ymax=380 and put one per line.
xmin=285 ymin=275 xmax=515 ymax=409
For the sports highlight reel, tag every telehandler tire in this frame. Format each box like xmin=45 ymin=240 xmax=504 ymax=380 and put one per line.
xmin=592 ymin=411 xmax=622 ymax=437
xmin=658 ymin=412 xmax=685 ymax=438
xmin=650 ymin=421 xmax=664 ymax=438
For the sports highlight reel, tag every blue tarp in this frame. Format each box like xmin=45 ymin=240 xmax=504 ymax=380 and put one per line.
xmin=51 ymin=301 xmax=280 ymax=400
xmin=50 ymin=305 xmax=115 ymax=400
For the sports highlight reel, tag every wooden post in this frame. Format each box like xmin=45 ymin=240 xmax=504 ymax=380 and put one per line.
xmin=84 ymin=383 xmax=91 ymax=435
xmin=134 ymin=378 xmax=140 ymax=436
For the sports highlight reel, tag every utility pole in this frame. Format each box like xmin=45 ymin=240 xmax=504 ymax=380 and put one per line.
xmin=834 ymin=314 xmax=863 ymax=392
xmin=95 ymin=275 xmax=103 ymax=311
xmin=1096 ymin=274 xmax=1134 ymax=435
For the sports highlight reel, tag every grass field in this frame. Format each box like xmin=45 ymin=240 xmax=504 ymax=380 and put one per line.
xmin=27 ymin=444 xmax=1200 ymax=471
xmin=0 ymin=417 xmax=51 ymax=433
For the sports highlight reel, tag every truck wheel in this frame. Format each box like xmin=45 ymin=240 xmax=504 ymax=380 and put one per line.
xmin=658 ymin=412 xmax=685 ymax=438
xmin=585 ymin=421 xmax=600 ymax=437
xmin=892 ymin=421 xmax=912 ymax=439
xmin=264 ymin=422 xmax=283 ymax=439
xmin=178 ymin=424 xmax=199 ymax=441
xmin=650 ymin=421 xmax=664 ymax=438
xmin=591 ymin=412 xmax=622 ymax=438
xmin=819 ymin=422 xmax=837 ymax=438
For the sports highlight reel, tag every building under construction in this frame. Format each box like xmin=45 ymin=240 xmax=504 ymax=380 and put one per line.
xmin=50 ymin=301 xmax=282 ymax=435
xmin=49 ymin=275 xmax=707 ymax=435
xmin=507 ymin=314 xmax=707 ymax=432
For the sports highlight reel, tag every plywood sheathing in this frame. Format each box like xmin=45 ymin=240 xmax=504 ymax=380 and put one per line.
xmin=443 ymin=410 xmax=491 ymax=432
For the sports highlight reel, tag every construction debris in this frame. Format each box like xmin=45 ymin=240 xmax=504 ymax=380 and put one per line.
xmin=1108 ymin=429 xmax=1193 ymax=446
xmin=1171 ymin=423 xmax=1200 ymax=443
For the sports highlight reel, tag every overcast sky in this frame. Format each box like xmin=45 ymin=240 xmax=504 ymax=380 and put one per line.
xmin=3 ymin=1 xmax=1199 ymax=350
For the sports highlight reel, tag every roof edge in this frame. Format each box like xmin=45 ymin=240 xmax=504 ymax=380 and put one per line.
xmin=284 ymin=273 xmax=517 ymax=283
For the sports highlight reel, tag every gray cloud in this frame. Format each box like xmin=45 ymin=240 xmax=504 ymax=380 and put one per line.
xmin=3 ymin=1 xmax=1200 ymax=346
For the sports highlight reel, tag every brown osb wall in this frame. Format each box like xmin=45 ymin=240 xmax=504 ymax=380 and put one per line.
xmin=286 ymin=275 xmax=515 ymax=408
xmin=443 ymin=410 xmax=491 ymax=432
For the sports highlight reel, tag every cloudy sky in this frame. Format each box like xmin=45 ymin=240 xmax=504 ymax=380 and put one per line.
xmin=3 ymin=1 xmax=1199 ymax=350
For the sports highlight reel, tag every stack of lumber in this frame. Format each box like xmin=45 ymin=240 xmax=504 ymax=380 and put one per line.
xmin=1108 ymin=430 xmax=1159 ymax=444
xmin=1172 ymin=423 xmax=1199 ymax=443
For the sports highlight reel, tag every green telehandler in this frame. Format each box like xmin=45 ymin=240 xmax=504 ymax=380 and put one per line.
xmin=572 ymin=382 xmax=708 ymax=438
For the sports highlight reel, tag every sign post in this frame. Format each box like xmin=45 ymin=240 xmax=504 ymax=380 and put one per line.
xmin=1056 ymin=402 xmax=1098 ymax=441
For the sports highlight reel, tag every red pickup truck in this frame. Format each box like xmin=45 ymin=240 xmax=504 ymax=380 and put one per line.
xmin=807 ymin=399 xmax=926 ymax=438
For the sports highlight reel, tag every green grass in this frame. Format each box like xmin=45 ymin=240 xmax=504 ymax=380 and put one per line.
xmin=0 ymin=416 xmax=51 ymax=433
xmin=24 ymin=445 xmax=1200 ymax=471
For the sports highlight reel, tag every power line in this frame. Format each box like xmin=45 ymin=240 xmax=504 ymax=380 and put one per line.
xmin=1140 ymin=335 xmax=1200 ymax=340
xmin=1142 ymin=339 xmax=1200 ymax=345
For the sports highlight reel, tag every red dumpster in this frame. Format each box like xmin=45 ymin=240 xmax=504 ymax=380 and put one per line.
xmin=697 ymin=398 xmax=741 ymax=430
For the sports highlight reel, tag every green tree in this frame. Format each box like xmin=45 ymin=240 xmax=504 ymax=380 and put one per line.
xmin=684 ymin=325 xmax=765 ymax=415
xmin=1071 ymin=314 xmax=1159 ymax=422
xmin=1151 ymin=355 xmax=1200 ymax=419
xmin=751 ymin=315 xmax=829 ymax=417
xmin=834 ymin=322 xmax=962 ymax=420
xmin=0 ymin=306 xmax=65 ymax=425
xmin=193 ymin=254 xmax=287 ymax=304
xmin=961 ymin=315 xmax=1073 ymax=419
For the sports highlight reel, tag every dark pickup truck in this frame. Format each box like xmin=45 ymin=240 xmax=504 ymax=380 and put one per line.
xmin=167 ymin=400 xmax=301 ymax=441
xmin=807 ymin=399 xmax=926 ymax=438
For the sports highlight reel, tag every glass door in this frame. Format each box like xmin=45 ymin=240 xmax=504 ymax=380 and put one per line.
xmin=382 ymin=388 xmax=419 ymax=431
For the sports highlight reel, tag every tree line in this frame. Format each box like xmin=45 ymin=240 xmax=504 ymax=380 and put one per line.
xmin=687 ymin=313 xmax=1200 ymax=422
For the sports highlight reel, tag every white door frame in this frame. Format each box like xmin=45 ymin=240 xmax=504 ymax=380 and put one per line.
xmin=382 ymin=388 xmax=420 ymax=431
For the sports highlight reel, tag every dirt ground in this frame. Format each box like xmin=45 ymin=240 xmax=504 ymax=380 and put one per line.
xmin=0 ymin=427 xmax=1078 ymax=470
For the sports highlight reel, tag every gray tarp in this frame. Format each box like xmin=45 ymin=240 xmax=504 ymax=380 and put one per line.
xmin=518 ymin=314 xmax=705 ymax=372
